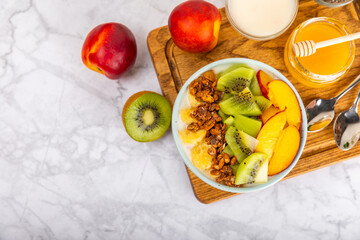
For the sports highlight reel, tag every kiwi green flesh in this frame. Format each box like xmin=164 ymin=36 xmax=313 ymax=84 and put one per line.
xmin=221 ymin=93 xmax=233 ymax=102
xmin=218 ymin=109 xmax=229 ymax=122
xmin=124 ymin=93 xmax=171 ymax=142
xmin=225 ymin=126 xmax=253 ymax=163
xmin=255 ymin=96 xmax=272 ymax=112
xmin=231 ymin=163 xmax=239 ymax=175
xmin=218 ymin=63 xmax=252 ymax=78
xmin=235 ymin=153 xmax=267 ymax=185
xmin=222 ymin=145 xmax=234 ymax=157
xmin=217 ymin=67 xmax=255 ymax=94
xmin=224 ymin=116 xmax=234 ymax=129
xmin=234 ymin=115 xmax=262 ymax=138
xmin=219 ymin=87 xmax=262 ymax=116
xmin=249 ymin=76 xmax=263 ymax=96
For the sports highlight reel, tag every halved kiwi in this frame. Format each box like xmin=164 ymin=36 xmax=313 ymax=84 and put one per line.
xmin=122 ymin=91 xmax=171 ymax=142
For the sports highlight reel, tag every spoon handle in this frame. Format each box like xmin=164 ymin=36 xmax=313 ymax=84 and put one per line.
xmin=332 ymin=74 xmax=360 ymax=103
xmin=351 ymin=90 xmax=360 ymax=112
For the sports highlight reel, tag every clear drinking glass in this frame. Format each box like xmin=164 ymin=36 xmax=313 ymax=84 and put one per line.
xmin=225 ymin=0 xmax=299 ymax=41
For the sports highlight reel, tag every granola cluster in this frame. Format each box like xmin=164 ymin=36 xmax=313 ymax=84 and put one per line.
xmin=188 ymin=70 xmax=238 ymax=187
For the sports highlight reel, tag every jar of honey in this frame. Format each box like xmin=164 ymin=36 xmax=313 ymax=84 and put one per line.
xmin=284 ymin=17 xmax=355 ymax=88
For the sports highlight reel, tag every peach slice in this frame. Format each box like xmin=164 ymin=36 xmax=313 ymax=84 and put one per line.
xmin=255 ymin=111 xmax=287 ymax=161
xmin=256 ymin=70 xmax=274 ymax=98
xmin=260 ymin=105 xmax=281 ymax=124
xmin=268 ymin=125 xmax=300 ymax=176
xmin=267 ymin=80 xmax=301 ymax=129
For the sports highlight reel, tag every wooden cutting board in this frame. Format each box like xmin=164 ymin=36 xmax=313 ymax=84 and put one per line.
xmin=147 ymin=0 xmax=360 ymax=204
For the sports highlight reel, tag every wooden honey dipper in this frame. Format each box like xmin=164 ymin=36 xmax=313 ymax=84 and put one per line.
xmin=292 ymin=32 xmax=360 ymax=57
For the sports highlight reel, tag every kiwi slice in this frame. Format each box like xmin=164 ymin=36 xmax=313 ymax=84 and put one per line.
xmin=235 ymin=152 xmax=267 ymax=185
xmin=219 ymin=87 xmax=262 ymax=116
xmin=222 ymin=145 xmax=234 ymax=157
xmin=217 ymin=67 xmax=255 ymax=94
xmin=254 ymin=96 xmax=272 ymax=112
xmin=122 ymin=91 xmax=171 ymax=142
xmin=225 ymin=126 xmax=258 ymax=163
xmin=218 ymin=63 xmax=251 ymax=77
xmin=224 ymin=116 xmax=234 ymax=129
xmin=234 ymin=115 xmax=262 ymax=137
xmin=249 ymin=76 xmax=262 ymax=96
xmin=231 ymin=163 xmax=239 ymax=175
xmin=221 ymin=93 xmax=233 ymax=102
xmin=218 ymin=109 xmax=229 ymax=121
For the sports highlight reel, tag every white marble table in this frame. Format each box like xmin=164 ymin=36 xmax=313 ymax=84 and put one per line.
xmin=1 ymin=0 xmax=360 ymax=239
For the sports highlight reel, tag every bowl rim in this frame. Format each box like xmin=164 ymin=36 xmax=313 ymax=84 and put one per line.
xmin=171 ymin=58 xmax=308 ymax=193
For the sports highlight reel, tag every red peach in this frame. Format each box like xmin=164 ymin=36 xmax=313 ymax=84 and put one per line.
xmin=82 ymin=23 xmax=137 ymax=79
xmin=168 ymin=0 xmax=221 ymax=53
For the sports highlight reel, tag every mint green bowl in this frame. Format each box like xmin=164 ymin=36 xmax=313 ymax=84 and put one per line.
xmin=172 ymin=58 xmax=307 ymax=193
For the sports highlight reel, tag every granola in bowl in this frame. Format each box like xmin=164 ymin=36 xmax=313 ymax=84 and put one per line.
xmin=180 ymin=70 xmax=239 ymax=186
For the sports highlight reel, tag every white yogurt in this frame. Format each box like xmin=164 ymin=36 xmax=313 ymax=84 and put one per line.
xmin=227 ymin=0 xmax=297 ymax=38
xmin=177 ymin=89 xmax=196 ymax=161
xmin=177 ymin=89 xmax=216 ymax=180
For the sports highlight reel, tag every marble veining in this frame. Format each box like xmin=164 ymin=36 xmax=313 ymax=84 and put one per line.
xmin=1 ymin=0 xmax=360 ymax=239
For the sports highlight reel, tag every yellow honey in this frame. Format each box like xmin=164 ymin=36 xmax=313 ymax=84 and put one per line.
xmin=285 ymin=17 xmax=355 ymax=88
xmin=295 ymin=22 xmax=350 ymax=75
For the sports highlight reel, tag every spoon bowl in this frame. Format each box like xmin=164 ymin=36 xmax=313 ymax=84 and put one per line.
xmin=306 ymin=98 xmax=335 ymax=132
xmin=334 ymin=91 xmax=360 ymax=151
xmin=306 ymin=74 xmax=360 ymax=132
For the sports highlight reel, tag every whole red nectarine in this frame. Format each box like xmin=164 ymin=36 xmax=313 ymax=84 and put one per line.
xmin=82 ymin=23 xmax=137 ymax=79
xmin=168 ymin=0 xmax=221 ymax=53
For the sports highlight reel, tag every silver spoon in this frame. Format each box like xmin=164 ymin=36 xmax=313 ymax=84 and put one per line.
xmin=306 ymin=74 xmax=360 ymax=132
xmin=333 ymin=91 xmax=360 ymax=151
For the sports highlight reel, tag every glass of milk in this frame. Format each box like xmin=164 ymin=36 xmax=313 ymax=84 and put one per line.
xmin=225 ymin=0 xmax=299 ymax=40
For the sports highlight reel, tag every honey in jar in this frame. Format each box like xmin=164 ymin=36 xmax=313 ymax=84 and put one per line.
xmin=285 ymin=17 xmax=355 ymax=88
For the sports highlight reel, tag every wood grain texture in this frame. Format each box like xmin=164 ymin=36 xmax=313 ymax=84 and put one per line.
xmin=147 ymin=0 xmax=360 ymax=204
